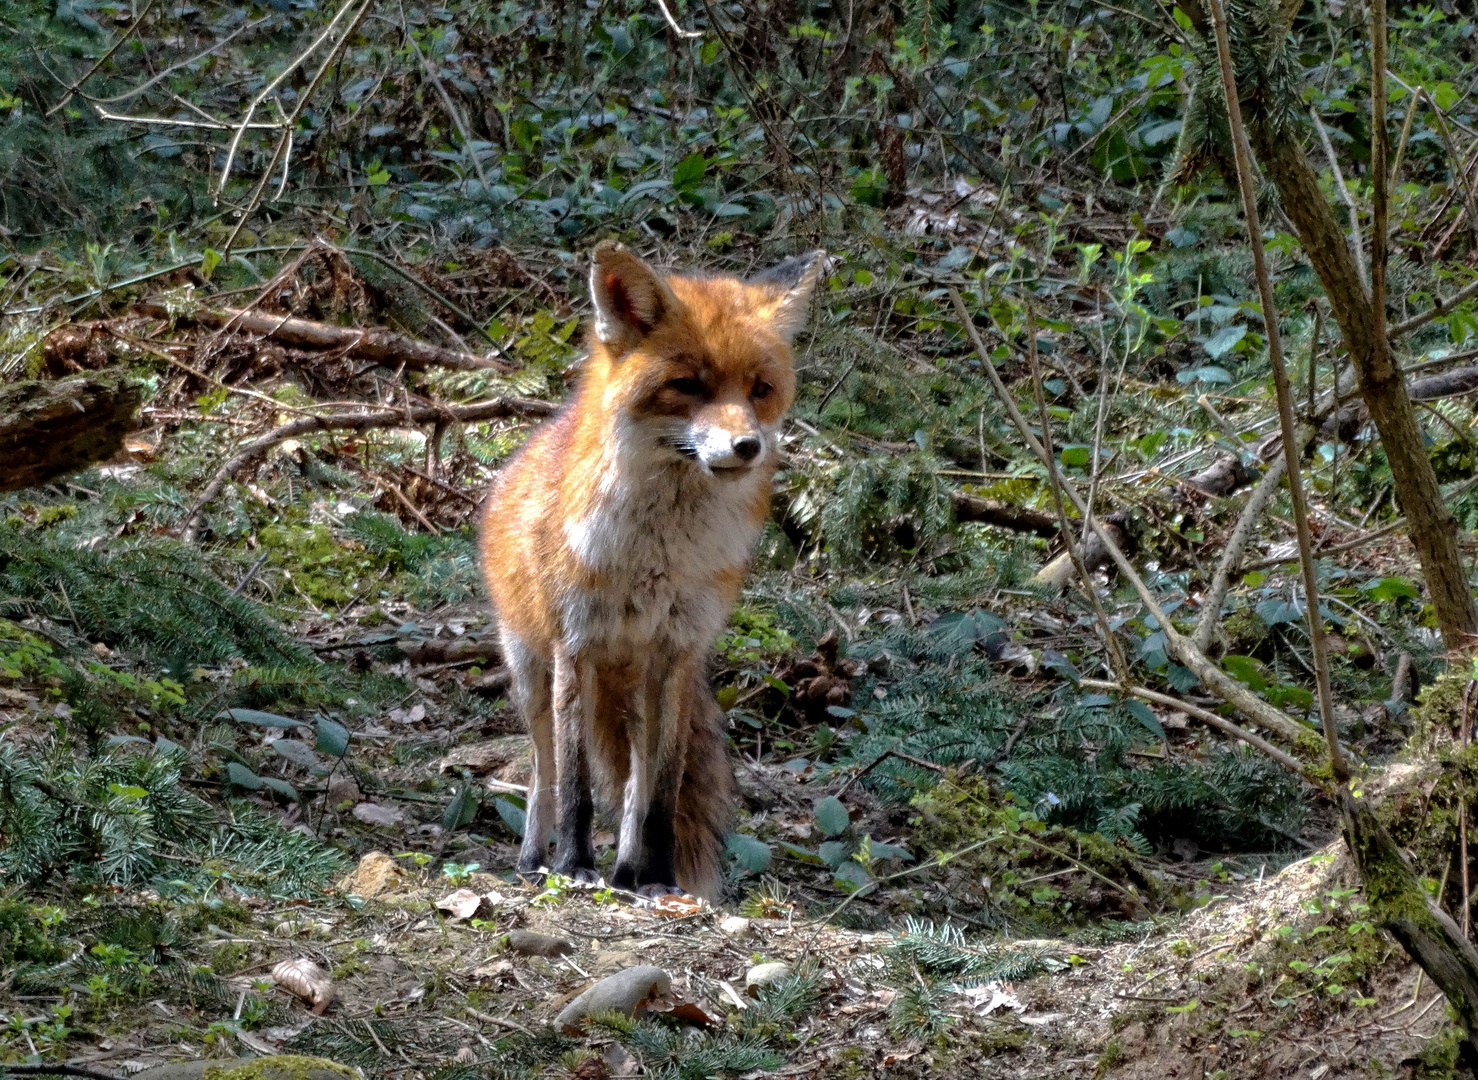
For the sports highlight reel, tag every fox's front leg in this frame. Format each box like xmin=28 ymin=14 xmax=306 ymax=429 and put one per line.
xmin=505 ymin=637 xmax=554 ymax=882
xmin=612 ymin=653 xmax=694 ymax=897
xmin=549 ymin=643 xmax=598 ymax=883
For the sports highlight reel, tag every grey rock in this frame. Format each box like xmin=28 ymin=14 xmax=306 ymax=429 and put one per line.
xmin=555 ymin=965 xmax=671 ymax=1035
xmin=506 ymin=929 xmax=575 ymax=957
xmin=745 ymin=961 xmax=793 ymax=995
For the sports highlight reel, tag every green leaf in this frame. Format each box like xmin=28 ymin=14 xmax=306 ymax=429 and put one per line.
xmin=270 ymin=738 xmax=326 ymax=774
xmin=219 ymin=709 xmax=308 ymax=729
xmin=778 ymin=841 xmax=824 ymax=864
xmin=1125 ymin=699 xmax=1165 ymax=740
xmin=444 ymin=784 xmax=479 ymax=831
xmin=1364 ymin=575 xmax=1419 ymax=602
xmin=1059 ymin=444 xmax=1092 ymax=467
xmin=814 ymin=796 xmax=850 ymax=837
xmin=366 ymin=164 xmax=390 ymax=186
xmin=200 ymin=248 xmax=222 ymax=281
xmin=315 ymin=715 xmax=351 ymax=758
xmin=226 ymin=762 xmax=263 ymax=790
xmin=673 ymin=151 xmax=707 ymax=191
xmin=726 ymin=833 xmax=773 ymax=873
xmin=494 ymin=796 xmax=526 ymax=837
xmin=819 ymin=840 xmax=852 ymax=868
xmin=260 ymin=777 xmax=300 ymax=802
xmin=1202 ymin=323 xmax=1247 ymax=359
xmin=867 ymin=840 xmax=913 ymax=862
xmin=832 ymin=860 xmax=872 ymax=892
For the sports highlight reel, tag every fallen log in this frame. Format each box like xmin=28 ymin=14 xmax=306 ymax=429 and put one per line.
xmin=133 ymin=302 xmax=512 ymax=373
xmin=951 ymin=492 xmax=1058 ymax=536
xmin=1321 ymin=363 xmax=1478 ymax=442
xmin=0 ymin=372 xmax=142 ymax=492
xmin=179 ymin=395 xmax=557 ymax=540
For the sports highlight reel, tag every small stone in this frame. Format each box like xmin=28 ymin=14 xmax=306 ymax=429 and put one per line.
xmin=336 ymin=851 xmax=405 ymax=898
xmin=745 ymin=962 xmax=792 ymax=996
xmin=130 ymin=1055 xmax=358 ymax=1080
xmin=718 ymin=915 xmax=751 ymax=937
xmin=506 ymin=929 xmax=574 ymax=957
xmin=555 ymin=966 xmax=671 ymax=1036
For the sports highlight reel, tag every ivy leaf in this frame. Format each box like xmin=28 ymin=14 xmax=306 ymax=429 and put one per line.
xmin=269 ymin=738 xmax=324 ymax=773
xmin=814 ymin=796 xmax=850 ymax=837
xmin=778 ymin=841 xmax=823 ymax=864
xmin=867 ymin=840 xmax=913 ymax=862
xmin=260 ymin=777 xmax=300 ymax=802
xmin=832 ymin=860 xmax=872 ymax=892
xmin=1202 ymin=323 xmax=1248 ymax=359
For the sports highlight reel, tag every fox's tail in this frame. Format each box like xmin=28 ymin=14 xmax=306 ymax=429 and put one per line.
xmin=674 ymin=680 xmax=735 ymax=902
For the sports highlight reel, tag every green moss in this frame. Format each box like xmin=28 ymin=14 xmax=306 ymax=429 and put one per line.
xmin=0 ymin=899 xmax=69 ymax=965
xmin=258 ymin=524 xmax=388 ymax=608
xmin=1411 ymin=673 xmax=1469 ymax=740
xmin=202 ymin=1055 xmax=359 ymax=1080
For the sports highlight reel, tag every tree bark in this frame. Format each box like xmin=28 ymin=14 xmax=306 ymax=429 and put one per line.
xmin=0 ymin=372 xmax=143 ymax=492
xmin=1248 ymin=113 xmax=1478 ymax=651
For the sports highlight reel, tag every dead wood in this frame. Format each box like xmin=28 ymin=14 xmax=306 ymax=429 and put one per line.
xmin=0 ymin=372 xmax=143 ymax=492
xmin=179 ymin=395 xmax=556 ymax=540
xmin=950 ymin=493 xmax=1058 ymax=536
xmin=133 ymin=301 xmax=512 ymax=373
xmin=399 ymin=637 xmax=502 ymax=665
xmin=1320 ymin=364 xmax=1478 ymax=442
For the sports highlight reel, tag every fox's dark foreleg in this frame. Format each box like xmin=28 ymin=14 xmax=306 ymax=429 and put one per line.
xmin=549 ymin=644 xmax=598 ymax=883
xmin=612 ymin=654 xmax=693 ymax=897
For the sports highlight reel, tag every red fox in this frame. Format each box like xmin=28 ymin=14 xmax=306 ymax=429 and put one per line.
xmin=480 ymin=242 xmax=824 ymax=899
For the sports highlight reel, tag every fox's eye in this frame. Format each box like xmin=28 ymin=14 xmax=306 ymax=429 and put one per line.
xmin=667 ymin=377 xmax=706 ymax=396
xmin=752 ymin=380 xmax=773 ymax=400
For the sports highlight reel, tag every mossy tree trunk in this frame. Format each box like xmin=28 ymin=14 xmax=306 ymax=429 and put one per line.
xmin=1343 ymin=792 xmax=1478 ymax=1067
xmin=1175 ymin=0 xmax=1478 ymax=654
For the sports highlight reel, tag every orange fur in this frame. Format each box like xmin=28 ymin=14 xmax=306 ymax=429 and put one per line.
xmin=481 ymin=244 xmax=823 ymax=899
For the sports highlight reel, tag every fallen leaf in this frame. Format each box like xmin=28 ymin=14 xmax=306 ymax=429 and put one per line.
xmin=435 ymin=888 xmax=484 ymax=921
xmin=272 ymin=958 xmax=336 ymax=1014
xmin=351 ymin=802 xmax=403 ymax=827
xmin=647 ymin=893 xmax=704 ymax=918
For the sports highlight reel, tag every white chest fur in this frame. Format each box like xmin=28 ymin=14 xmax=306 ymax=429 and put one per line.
xmin=560 ymin=452 xmax=765 ymax=657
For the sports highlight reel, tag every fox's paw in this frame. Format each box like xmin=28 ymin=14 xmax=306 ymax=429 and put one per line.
xmin=551 ymin=863 xmax=602 ymax=887
xmin=514 ymin=864 xmax=547 ymax=888
xmin=633 ymin=883 xmax=686 ymax=900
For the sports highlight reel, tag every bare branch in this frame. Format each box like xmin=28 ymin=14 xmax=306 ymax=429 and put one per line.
xmin=1211 ymin=0 xmax=1345 ymax=780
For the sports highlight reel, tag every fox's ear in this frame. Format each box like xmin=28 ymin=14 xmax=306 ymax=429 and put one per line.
xmin=750 ymin=250 xmax=826 ymax=343
xmin=589 ymin=243 xmax=678 ymax=353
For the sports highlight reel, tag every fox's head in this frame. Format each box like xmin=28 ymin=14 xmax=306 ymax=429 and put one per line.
xmin=583 ymin=242 xmax=824 ymax=476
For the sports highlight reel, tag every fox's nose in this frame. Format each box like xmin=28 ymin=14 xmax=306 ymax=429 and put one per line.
xmin=732 ymin=435 xmax=762 ymax=462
